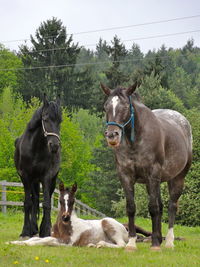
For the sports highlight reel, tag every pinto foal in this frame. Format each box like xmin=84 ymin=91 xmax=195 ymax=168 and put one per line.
xmin=10 ymin=183 xmax=128 ymax=248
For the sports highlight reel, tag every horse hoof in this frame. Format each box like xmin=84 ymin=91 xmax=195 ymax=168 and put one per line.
xmin=125 ymin=246 xmax=137 ymax=252
xmin=150 ymin=246 xmax=161 ymax=251
xmin=165 ymin=244 xmax=174 ymax=249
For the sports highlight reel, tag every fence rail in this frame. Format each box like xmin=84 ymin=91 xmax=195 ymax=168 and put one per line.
xmin=0 ymin=180 xmax=106 ymax=218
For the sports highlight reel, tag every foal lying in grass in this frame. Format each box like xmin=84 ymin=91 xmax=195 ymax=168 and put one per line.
xmin=10 ymin=183 xmax=128 ymax=248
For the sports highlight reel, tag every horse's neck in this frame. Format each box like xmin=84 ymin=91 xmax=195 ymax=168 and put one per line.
xmin=126 ymin=100 xmax=155 ymax=142
xmin=27 ymin=108 xmax=42 ymax=132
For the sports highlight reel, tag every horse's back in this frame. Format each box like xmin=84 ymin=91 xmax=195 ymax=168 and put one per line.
xmin=153 ymin=109 xmax=192 ymax=152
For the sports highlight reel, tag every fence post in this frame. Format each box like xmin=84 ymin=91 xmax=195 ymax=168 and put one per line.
xmin=1 ymin=180 xmax=7 ymax=213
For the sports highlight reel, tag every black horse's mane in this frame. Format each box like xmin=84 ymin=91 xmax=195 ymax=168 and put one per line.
xmin=27 ymin=101 xmax=62 ymax=131
xmin=48 ymin=101 xmax=62 ymax=122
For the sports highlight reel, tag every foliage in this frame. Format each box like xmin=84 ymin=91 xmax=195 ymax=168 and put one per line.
xmin=59 ymin=109 xmax=96 ymax=203
xmin=138 ymin=72 xmax=186 ymax=112
xmin=0 ymin=45 xmax=22 ymax=93
xmin=18 ymin=17 xmax=80 ymax=106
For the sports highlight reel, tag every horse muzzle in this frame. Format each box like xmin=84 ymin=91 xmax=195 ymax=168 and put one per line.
xmin=62 ymin=213 xmax=70 ymax=223
xmin=105 ymin=128 xmax=122 ymax=147
xmin=48 ymin=141 xmax=60 ymax=153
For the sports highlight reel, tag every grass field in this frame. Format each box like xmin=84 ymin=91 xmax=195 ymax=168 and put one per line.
xmin=0 ymin=212 xmax=200 ymax=267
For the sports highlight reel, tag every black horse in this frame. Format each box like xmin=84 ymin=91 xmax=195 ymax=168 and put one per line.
xmin=101 ymin=83 xmax=192 ymax=250
xmin=14 ymin=95 xmax=62 ymax=238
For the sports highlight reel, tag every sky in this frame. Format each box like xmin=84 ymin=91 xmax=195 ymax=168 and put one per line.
xmin=0 ymin=0 xmax=200 ymax=54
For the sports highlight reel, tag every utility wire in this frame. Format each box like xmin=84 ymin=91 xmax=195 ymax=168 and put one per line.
xmin=0 ymin=53 xmax=194 ymax=72
xmin=1 ymin=28 xmax=199 ymax=56
xmin=1 ymin=14 xmax=200 ymax=44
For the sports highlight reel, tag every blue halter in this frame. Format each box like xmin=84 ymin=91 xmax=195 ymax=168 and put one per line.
xmin=106 ymin=95 xmax=135 ymax=142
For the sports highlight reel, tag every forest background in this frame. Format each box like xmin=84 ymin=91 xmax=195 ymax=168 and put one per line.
xmin=0 ymin=18 xmax=199 ymax=226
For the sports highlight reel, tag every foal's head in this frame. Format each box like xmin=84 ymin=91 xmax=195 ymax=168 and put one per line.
xmin=101 ymin=83 xmax=138 ymax=147
xmin=42 ymin=94 xmax=62 ymax=153
xmin=59 ymin=183 xmax=77 ymax=224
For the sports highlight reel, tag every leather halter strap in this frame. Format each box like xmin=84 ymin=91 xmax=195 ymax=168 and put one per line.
xmin=42 ymin=120 xmax=60 ymax=142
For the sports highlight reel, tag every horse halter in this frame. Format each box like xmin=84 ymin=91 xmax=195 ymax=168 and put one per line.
xmin=106 ymin=95 xmax=135 ymax=142
xmin=42 ymin=120 xmax=60 ymax=142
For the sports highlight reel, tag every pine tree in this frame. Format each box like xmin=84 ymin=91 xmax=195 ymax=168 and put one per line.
xmin=18 ymin=17 xmax=80 ymax=104
xmin=104 ymin=35 xmax=128 ymax=88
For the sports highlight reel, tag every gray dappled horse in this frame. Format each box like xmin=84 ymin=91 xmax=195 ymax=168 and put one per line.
xmin=101 ymin=83 xmax=192 ymax=250
xmin=14 ymin=95 xmax=62 ymax=238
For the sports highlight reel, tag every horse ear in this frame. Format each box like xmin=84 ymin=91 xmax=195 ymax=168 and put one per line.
xmin=71 ymin=182 xmax=77 ymax=193
xmin=59 ymin=182 xmax=65 ymax=192
xmin=100 ymin=83 xmax=111 ymax=96
xmin=126 ymin=82 xmax=138 ymax=96
xmin=43 ymin=93 xmax=49 ymax=107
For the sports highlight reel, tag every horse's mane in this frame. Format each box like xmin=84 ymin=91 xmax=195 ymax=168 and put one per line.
xmin=27 ymin=101 xmax=62 ymax=131
xmin=48 ymin=101 xmax=62 ymax=123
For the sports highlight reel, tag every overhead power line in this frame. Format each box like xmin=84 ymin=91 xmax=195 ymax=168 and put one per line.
xmin=0 ymin=53 xmax=194 ymax=72
xmin=0 ymin=28 xmax=199 ymax=56
xmin=1 ymin=14 xmax=200 ymax=44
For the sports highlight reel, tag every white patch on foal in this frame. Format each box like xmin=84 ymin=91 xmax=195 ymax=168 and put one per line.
xmin=64 ymin=194 xmax=69 ymax=212
xmin=165 ymin=228 xmax=174 ymax=248
xmin=111 ymin=96 xmax=119 ymax=117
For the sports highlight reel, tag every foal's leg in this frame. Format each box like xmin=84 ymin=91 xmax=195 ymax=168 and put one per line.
xmin=96 ymin=241 xmax=125 ymax=248
xmin=146 ymin=178 xmax=163 ymax=249
xmin=166 ymin=175 xmax=184 ymax=248
xmin=101 ymin=219 xmax=128 ymax=248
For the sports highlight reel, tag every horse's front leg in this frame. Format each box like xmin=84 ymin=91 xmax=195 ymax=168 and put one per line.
xmin=146 ymin=177 xmax=163 ymax=250
xmin=21 ymin=180 xmax=32 ymax=238
xmin=39 ymin=175 xmax=57 ymax=237
xmin=120 ymin=175 xmax=137 ymax=251
xmin=39 ymin=180 xmax=52 ymax=237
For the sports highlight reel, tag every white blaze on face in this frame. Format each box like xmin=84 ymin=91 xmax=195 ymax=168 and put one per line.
xmin=111 ymin=96 xmax=119 ymax=117
xmin=64 ymin=194 xmax=69 ymax=213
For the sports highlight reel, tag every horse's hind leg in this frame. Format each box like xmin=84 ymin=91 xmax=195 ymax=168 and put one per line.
xmin=166 ymin=174 xmax=185 ymax=248
xmin=30 ymin=182 xmax=40 ymax=236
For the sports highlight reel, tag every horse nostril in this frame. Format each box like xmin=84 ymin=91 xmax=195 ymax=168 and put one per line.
xmin=105 ymin=130 xmax=108 ymax=136
xmin=114 ymin=131 xmax=119 ymax=136
xmin=48 ymin=141 xmax=59 ymax=153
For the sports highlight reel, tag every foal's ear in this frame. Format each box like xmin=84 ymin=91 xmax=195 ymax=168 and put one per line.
xmin=100 ymin=83 xmax=111 ymax=96
xmin=126 ymin=82 xmax=138 ymax=96
xmin=59 ymin=182 xmax=65 ymax=192
xmin=43 ymin=93 xmax=49 ymax=107
xmin=71 ymin=182 xmax=77 ymax=193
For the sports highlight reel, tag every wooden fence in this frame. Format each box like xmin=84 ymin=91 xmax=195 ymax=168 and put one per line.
xmin=0 ymin=180 xmax=106 ymax=218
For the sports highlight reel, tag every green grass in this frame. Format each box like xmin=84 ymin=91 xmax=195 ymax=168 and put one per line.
xmin=0 ymin=212 xmax=200 ymax=267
